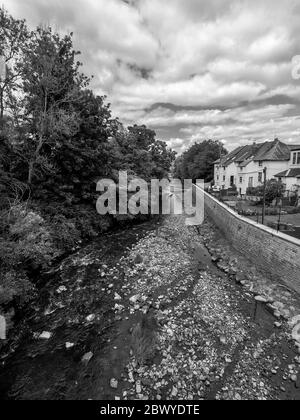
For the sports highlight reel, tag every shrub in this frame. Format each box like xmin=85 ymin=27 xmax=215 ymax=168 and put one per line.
xmin=0 ymin=205 xmax=59 ymax=270
xmin=49 ymin=214 xmax=81 ymax=253
xmin=0 ymin=269 xmax=36 ymax=307
xmin=287 ymin=207 xmax=300 ymax=215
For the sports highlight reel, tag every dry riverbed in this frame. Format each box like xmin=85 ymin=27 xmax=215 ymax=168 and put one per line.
xmin=0 ymin=215 xmax=299 ymax=400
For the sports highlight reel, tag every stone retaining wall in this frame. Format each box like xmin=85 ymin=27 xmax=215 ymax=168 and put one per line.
xmin=202 ymin=189 xmax=300 ymax=294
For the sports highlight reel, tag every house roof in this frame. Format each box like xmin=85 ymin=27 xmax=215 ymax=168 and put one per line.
xmin=219 ymin=144 xmax=259 ymax=168
xmin=219 ymin=139 xmax=290 ymax=168
xmin=253 ymin=139 xmax=290 ymax=161
xmin=275 ymin=168 xmax=300 ymax=178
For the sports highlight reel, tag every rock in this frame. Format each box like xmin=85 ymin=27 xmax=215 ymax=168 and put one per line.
xmin=289 ymin=315 xmax=300 ymax=328
xmin=82 ymin=352 xmax=93 ymax=364
xmin=114 ymin=293 xmax=122 ymax=301
xmin=255 ymin=296 xmax=268 ymax=303
xmin=136 ymin=382 xmax=142 ymax=394
xmin=56 ymin=286 xmax=67 ymax=294
xmin=86 ymin=314 xmax=96 ymax=322
xmin=134 ymin=254 xmax=143 ymax=265
xmin=167 ymin=328 xmax=174 ymax=337
xmin=110 ymin=378 xmax=118 ymax=389
xmin=274 ymin=322 xmax=282 ymax=328
xmin=0 ymin=315 xmax=6 ymax=340
xmin=290 ymin=374 xmax=298 ymax=383
xmin=292 ymin=324 xmax=300 ymax=344
xmin=220 ymin=336 xmax=227 ymax=345
xmin=114 ymin=304 xmax=125 ymax=312
xmin=66 ymin=342 xmax=75 ymax=349
xmin=39 ymin=331 xmax=52 ymax=340
xmin=171 ymin=386 xmax=178 ymax=397
xmin=129 ymin=295 xmax=140 ymax=305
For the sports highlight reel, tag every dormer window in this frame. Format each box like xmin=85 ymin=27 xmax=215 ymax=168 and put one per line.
xmin=292 ymin=152 xmax=300 ymax=165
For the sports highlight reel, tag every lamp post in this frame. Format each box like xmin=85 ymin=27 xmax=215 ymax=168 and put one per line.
xmin=262 ymin=167 xmax=267 ymax=225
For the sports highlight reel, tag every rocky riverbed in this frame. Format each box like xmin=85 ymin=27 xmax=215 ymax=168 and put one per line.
xmin=0 ymin=215 xmax=299 ymax=400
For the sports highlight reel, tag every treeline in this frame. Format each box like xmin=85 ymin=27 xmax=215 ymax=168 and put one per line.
xmin=174 ymin=140 xmax=227 ymax=182
xmin=0 ymin=8 xmax=175 ymax=323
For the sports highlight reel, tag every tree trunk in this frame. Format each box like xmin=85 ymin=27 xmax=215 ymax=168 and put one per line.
xmin=0 ymin=87 xmax=4 ymax=121
xmin=27 ymin=160 xmax=34 ymax=185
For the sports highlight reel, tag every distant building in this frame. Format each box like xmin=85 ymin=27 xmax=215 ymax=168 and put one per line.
xmin=214 ymin=139 xmax=295 ymax=196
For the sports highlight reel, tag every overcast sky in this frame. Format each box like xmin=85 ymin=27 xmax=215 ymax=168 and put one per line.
xmin=4 ymin=0 xmax=300 ymax=153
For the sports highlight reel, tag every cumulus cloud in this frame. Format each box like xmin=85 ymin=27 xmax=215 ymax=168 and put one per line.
xmin=4 ymin=0 xmax=300 ymax=152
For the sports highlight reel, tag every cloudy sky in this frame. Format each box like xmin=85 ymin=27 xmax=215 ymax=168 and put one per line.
xmin=4 ymin=0 xmax=300 ymax=153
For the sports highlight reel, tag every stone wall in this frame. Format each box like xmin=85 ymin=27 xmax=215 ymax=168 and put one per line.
xmin=202 ymin=190 xmax=300 ymax=294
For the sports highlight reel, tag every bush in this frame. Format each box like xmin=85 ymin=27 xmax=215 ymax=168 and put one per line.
xmin=0 ymin=205 xmax=60 ymax=272
xmin=287 ymin=207 xmax=300 ymax=215
xmin=0 ymin=269 xmax=36 ymax=307
xmin=49 ymin=214 xmax=81 ymax=252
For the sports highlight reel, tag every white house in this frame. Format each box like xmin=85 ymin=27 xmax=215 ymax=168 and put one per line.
xmin=214 ymin=139 xmax=293 ymax=195
xmin=275 ymin=145 xmax=300 ymax=194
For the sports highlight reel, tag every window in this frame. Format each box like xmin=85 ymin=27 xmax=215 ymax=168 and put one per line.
xmin=292 ymin=152 xmax=300 ymax=165
xmin=223 ymin=175 xmax=226 ymax=181
xmin=259 ymin=161 xmax=263 ymax=167
xmin=249 ymin=177 xmax=253 ymax=187
xmin=239 ymin=177 xmax=243 ymax=184
xmin=258 ymin=172 xmax=262 ymax=183
xmin=217 ymin=175 xmax=219 ymax=181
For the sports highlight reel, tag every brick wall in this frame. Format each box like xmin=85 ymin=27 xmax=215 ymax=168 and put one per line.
xmin=202 ymin=190 xmax=300 ymax=294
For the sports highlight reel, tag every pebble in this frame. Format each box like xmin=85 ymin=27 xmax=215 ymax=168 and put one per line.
xmin=57 ymin=286 xmax=67 ymax=294
xmin=171 ymin=387 xmax=178 ymax=397
xmin=255 ymin=296 xmax=268 ymax=303
xmin=110 ymin=378 xmax=118 ymax=389
xmin=136 ymin=382 xmax=142 ymax=394
xmin=86 ymin=314 xmax=96 ymax=322
xmin=82 ymin=352 xmax=93 ymax=365
xmin=39 ymin=331 xmax=52 ymax=340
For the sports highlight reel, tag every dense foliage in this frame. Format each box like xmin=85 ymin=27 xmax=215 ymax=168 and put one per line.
xmin=246 ymin=179 xmax=285 ymax=205
xmin=0 ymin=8 xmax=175 ymax=320
xmin=173 ymin=140 xmax=227 ymax=182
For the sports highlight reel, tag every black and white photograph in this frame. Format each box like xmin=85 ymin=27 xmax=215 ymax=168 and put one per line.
xmin=0 ymin=0 xmax=300 ymax=404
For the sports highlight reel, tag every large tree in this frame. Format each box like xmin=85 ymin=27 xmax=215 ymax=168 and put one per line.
xmin=174 ymin=140 xmax=227 ymax=182
xmin=18 ymin=27 xmax=89 ymax=186
xmin=109 ymin=125 xmax=174 ymax=181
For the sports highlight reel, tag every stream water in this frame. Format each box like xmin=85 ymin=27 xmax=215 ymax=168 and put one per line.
xmin=0 ymin=219 xmax=161 ymax=400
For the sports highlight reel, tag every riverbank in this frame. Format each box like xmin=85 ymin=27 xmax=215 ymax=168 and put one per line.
xmin=1 ymin=214 xmax=299 ymax=400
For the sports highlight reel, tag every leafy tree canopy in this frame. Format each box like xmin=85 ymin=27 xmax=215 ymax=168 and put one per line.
xmin=174 ymin=140 xmax=228 ymax=182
